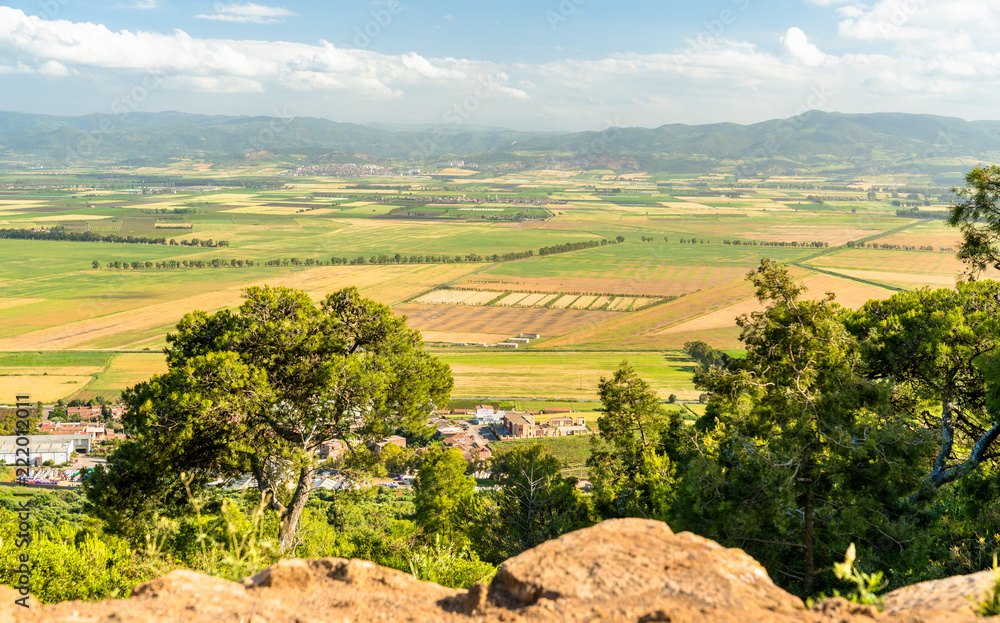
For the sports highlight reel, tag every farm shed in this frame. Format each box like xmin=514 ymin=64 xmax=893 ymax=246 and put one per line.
xmin=0 ymin=437 xmax=74 ymax=466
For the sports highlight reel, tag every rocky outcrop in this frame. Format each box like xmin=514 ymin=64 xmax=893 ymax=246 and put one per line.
xmin=7 ymin=518 xmax=995 ymax=622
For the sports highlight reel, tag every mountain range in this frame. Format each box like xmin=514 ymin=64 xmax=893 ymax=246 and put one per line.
xmin=1 ymin=110 xmax=997 ymax=176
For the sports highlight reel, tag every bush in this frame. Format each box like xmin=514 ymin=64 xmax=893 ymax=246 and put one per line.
xmin=407 ymin=535 xmax=496 ymax=588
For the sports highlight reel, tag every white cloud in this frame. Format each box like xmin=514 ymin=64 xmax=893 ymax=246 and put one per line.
xmin=4 ymin=6 xmax=1000 ymax=129
xmin=195 ymin=3 xmax=295 ymax=24
xmin=781 ymin=27 xmax=828 ymax=66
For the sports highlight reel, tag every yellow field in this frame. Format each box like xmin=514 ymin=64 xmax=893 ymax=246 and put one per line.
xmin=631 ymin=298 xmax=650 ymax=310
xmin=496 ymin=292 xmax=530 ymax=306
xmin=590 ymin=296 xmax=611 ymax=310
xmin=570 ymin=296 xmax=596 ymax=309
xmin=609 ymin=297 xmax=634 ymax=311
xmin=32 ymin=214 xmax=113 ymax=222
xmin=660 ymin=273 xmax=897 ymax=335
xmin=820 ymin=268 xmax=958 ymax=287
xmin=536 ymin=294 xmax=558 ymax=306
xmin=550 ymin=295 xmax=579 ymax=309
xmin=419 ymin=331 xmax=511 ymax=344
xmin=396 ymin=304 xmax=623 ymax=338
xmin=222 ymin=206 xmax=308 ymax=215
xmin=466 ymin=291 xmax=500 ymax=305
xmin=743 ymin=226 xmax=874 ymax=245
xmin=519 ymin=293 xmax=548 ymax=307
xmin=0 ymin=376 xmax=94 ymax=402
xmin=0 ymin=366 xmax=103 ymax=376
xmin=85 ymin=353 xmax=168 ymax=393
xmin=416 ymin=290 xmax=480 ymax=305
xmin=0 ymin=298 xmax=45 ymax=311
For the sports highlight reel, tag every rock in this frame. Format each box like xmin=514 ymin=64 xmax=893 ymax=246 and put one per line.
xmin=131 ymin=569 xmax=248 ymax=601
xmin=492 ymin=517 xmax=801 ymax=612
xmin=882 ymin=569 xmax=998 ymax=618
xmin=4 ymin=519 xmax=993 ymax=622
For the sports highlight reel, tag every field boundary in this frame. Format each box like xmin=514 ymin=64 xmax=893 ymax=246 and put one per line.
xmin=793 ymin=263 xmax=908 ymax=293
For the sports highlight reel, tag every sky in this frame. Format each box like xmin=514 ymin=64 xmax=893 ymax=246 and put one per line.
xmin=0 ymin=0 xmax=997 ymax=131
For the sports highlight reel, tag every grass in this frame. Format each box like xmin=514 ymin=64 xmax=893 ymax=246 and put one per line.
xmin=435 ymin=350 xmax=698 ymax=400
xmin=492 ymin=435 xmax=593 ymax=477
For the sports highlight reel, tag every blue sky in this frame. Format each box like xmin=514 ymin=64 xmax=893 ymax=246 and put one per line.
xmin=0 ymin=0 xmax=997 ymax=130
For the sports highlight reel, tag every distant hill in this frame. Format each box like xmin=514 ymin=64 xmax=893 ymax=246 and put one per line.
xmin=0 ymin=110 xmax=997 ymax=174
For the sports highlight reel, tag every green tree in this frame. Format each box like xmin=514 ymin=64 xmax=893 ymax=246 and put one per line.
xmin=587 ymin=362 xmax=683 ymax=519
xmin=949 ymin=165 xmax=1000 ymax=276
xmin=682 ymin=260 xmax=928 ymax=595
xmin=683 ymin=340 xmax=729 ymax=373
xmin=468 ymin=443 xmax=589 ymax=563
xmin=847 ymin=282 xmax=1000 ymax=499
xmin=380 ymin=443 xmax=421 ymax=476
xmin=414 ymin=447 xmax=473 ymax=540
xmin=85 ymin=285 xmax=452 ymax=552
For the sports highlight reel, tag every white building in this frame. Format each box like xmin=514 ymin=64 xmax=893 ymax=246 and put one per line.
xmin=475 ymin=405 xmax=503 ymax=425
xmin=0 ymin=438 xmax=74 ymax=466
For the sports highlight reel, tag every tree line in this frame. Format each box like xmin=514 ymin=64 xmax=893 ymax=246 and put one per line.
xmin=94 ymin=238 xmax=617 ymax=270
xmin=0 ymin=227 xmax=229 ymax=247
xmin=845 ymin=240 xmax=953 ymax=252
xmin=723 ymin=239 xmax=829 ymax=247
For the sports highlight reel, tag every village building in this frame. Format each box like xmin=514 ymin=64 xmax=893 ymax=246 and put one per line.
xmin=0 ymin=435 xmax=88 ymax=465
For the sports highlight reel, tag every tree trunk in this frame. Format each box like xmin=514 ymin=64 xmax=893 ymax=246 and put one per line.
xmin=909 ymin=398 xmax=957 ymax=503
xmin=803 ymin=485 xmax=815 ymax=596
xmin=278 ymin=465 xmax=315 ymax=553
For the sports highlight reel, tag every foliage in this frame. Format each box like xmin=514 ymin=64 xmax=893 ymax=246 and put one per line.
xmin=407 ymin=534 xmax=496 ymax=588
xmin=85 ymin=285 xmax=452 ymax=552
xmin=414 ymin=447 xmax=474 ymax=540
xmin=468 ymin=443 xmax=591 ymax=563
xmin=0 ymin=507 xmax=165 ymax=603
xmin=587 ymin=362 xmax=684 ymax=519
xmin=679 ymin=259 xmax=931 ymax=595
xmin=949 ymin=165 xmax=1000 ymax=276
xmin=972 ymin=558 xmax=1000 ymax=617
xmin=847 ymin=281 xmax=1000 ymax=500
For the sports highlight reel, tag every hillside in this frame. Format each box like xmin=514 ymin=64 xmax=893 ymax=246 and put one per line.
xmin=1 ymin=110 xmax=998 ymax=173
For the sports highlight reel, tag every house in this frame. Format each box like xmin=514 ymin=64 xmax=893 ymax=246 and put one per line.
xmin=476 ymin=412 xmax=503 ymax=426
xmin=38 ymin=422 xmax=114 ymax=442
xmin=547 ymin=416 xmax=586 ymax=427
xmin=373 ymin=435 xmax=407 ymax=452
xmin=66 ymin=405 xmax=128 ymax=421
xmin=441 ymin=432 xmax=493 ymax=462
xmin=318 ymin=439 xmax=347 ymax=460
xmin=475 ymin=404 xmax=503 ymax=425
xmin=502 ymin=412 xmax=537 ymax=438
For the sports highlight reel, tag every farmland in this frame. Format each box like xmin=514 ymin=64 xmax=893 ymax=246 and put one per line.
xmin=0 ymin=163 xmax=979 ymax=402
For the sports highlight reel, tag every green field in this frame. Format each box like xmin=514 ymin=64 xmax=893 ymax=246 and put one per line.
xmin=0 ymin=166 xmax=972 ymax=401
xmin=492 ymin=435 xmax=594 ymax=477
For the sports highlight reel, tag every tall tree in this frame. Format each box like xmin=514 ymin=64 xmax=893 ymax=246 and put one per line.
xmin=949 ymin=164 xmax=1000 ymax=277
xmin=414 ymin=447 xmax=474 ymax=540
xmin=468 ymin=443 xmax=589 ymax=563
xmin=587 ymin=362 xmax=683 ymax=519
xmin=683 ymin=260 xmax=927 ymax=595
xmin=847 ymin=282 xmax=1000 ymax=499
xmin=85 ymin=285 xmax=452 ymax=552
